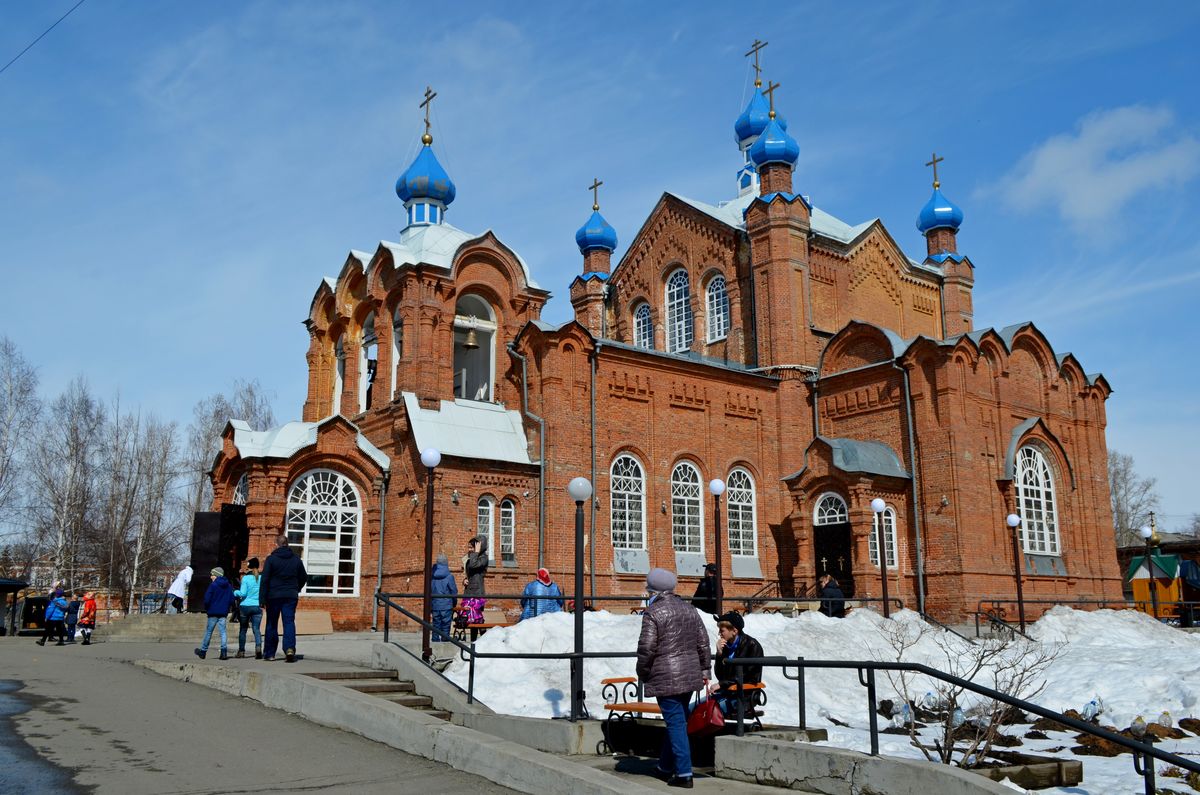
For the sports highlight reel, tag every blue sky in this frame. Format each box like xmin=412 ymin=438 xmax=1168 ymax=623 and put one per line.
xmin=2 ymin=1 xmax=1198 ymax=527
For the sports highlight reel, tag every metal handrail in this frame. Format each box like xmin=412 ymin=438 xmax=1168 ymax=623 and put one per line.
xmin=918 ymin=611 xmax=976 ymax=644
xmin=972 ymin=609 xmax=1033 ymax=641
xmin=377 ymin=590 xmax=903 ymax=613
xmin=724 ymin=656 xmax=1200 ymax=795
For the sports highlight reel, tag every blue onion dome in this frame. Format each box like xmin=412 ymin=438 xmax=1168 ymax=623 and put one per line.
xmin=916 ymin=187 xmax=964 ymax=234
xmin=734 ymin=88 xmax=788 ymax=145
xmin=395 ymin=145 xmax=456 ymax=206
xmin=575 ymin=209 xmax=618 ymax=253
xmin=749 ymin=116 xmax=800 ymax=168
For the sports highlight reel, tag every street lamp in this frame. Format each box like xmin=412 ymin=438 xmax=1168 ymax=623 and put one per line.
xmin=420 ymin=447 xmax=441 ymax=662
xmin=1007 ymin=513 xmax=1026 ymax=633
xmin=1139 ymin=525 xmax=1160 ymax=620
xmin=709 ymin=478 xmax=726 ymax=616
xmin=567 ymin=476 xmax=593 ymax=722
xmin=870 ymin=498 xmax=890 ymax=618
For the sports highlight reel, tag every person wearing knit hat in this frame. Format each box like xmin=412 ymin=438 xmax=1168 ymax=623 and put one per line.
xmin=430 ymin=552 xmax=458 ymax=641
xmin=636 ymin=567 xmax=709 ymax=788
xmin=195 ymin=566 xmax=234 ymax=660
xmin=520 ymin=567 xmax=563 ymax=621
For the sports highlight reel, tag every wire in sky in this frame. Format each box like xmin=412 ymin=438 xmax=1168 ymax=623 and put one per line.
xmin=0 ymin=0 xmax=88 ymax=78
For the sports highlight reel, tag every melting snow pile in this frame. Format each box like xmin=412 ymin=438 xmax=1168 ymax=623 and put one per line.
xmin=443 ymin=605 xmax=1200 ymax=794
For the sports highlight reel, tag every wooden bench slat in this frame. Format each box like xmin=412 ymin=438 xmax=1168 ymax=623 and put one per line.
xmin=604 ymin=701 xmax=661 ymax=713
xmin=600 ymin=676 xmax=637 ymax=685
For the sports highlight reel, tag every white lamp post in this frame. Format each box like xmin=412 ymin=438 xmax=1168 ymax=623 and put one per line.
xmin=870 ymin=498 xmax=890 ymax=618
xmin=1139 ymin=524 xmax=1159 ymax=620
xmin=1006 ymin=513 xmax=1025 ymax=632
xmin=420 ymin=448 xmax=441 ymax=662
xmin=709 ymin=478 xmax=726 ymax=615
xmin=567 ymin=476 xmax=593 ymax=721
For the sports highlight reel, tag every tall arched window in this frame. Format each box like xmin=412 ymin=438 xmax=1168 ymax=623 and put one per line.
xmin=633 ymin=302 xmax=653 ymax=350
xmin=706 ymin=275 xmax=730 ymax=342
xmin=285 ymin=469 xmax=361 ymax=595
xmin=727 ymin=468 xmax=756 ymax=556
xmin=454 ymin=294 xmax=496 ymax=402
xmin=610 ymin=455 xmax=645 ymax=550
xmin=477 ymin=496 xmax=496 ymax=562
xmin=333 ymin=335 xmax=345 ymax=414
xmin=359 ymin=311 xmax=377 ymax=413
xmin=391 ymin=308 xmax=404 ymax=400
xmin=869 ymin=506 xmax=897 ymax=567
xmin=500 ymin=498 xmax=516 ymax=563
xmin=814 ymin=493 xmax=849 ymax=525
xmin=670 ymin=461 xmax=703 ymax=554
xmin=1015 ymin=446 xmax=1060 ymax=554
xmin=232 ymin=473 xmax=248 ymax=506
xmin=665 ymin=268 xmax=693 ymax=353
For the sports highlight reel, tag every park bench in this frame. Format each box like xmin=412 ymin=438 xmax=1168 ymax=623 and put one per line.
xmin=600 ymin=676 xmax=767 ymax=730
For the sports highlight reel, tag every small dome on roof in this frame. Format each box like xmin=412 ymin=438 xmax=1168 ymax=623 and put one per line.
xmin=575 ymin=209 xmax=617 ymax=253
xmin=916 ymin=187 xmax=964 ymax=234
xmin=734 ymin=88 xmax=787 ymax=145
xmin=395 ymin=145 xmax=456 ymax=206
xmin=749 ymin=116 xmax=799 ymax=168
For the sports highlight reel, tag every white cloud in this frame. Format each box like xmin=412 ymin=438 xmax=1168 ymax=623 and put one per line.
xmin=988 ymin=105 xmax=1200 ymax=229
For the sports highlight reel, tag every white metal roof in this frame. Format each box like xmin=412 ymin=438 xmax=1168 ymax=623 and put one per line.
xmin=228 ymin=417 xmax=390 ymax=471
xmin=668 ymin=191 xmax=875 ymax=244
xmin=402 ymin=392 xmax=531 ymax=465
xmin=377 ymin=223 xmax=542 ymax=290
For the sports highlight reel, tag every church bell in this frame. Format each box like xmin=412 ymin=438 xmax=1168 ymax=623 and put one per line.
xmin=462 ymin=327 xmax=480 ymax=350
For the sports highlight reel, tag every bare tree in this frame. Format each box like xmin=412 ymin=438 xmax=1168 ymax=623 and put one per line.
xmin=126 ymin=415 xmax=185 ymax=610
xmin=182 ymin=379 xmax=276 ymax=513
xmin=1187 ymin=514 xmax=1200 ymax=539
xmin=1108 ymin=450 xmax=1161 ymax=547
xmin=0 ymin=337 xmax=40 ymax=523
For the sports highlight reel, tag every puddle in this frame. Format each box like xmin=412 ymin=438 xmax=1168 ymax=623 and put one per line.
xmin=0 ymin=680 xmax=89 ymax=793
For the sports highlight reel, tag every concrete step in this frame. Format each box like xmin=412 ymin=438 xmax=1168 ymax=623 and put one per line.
xmin=305 ymin=670 xmax=399 ymax=681
xmin=345 ymin=681 xmax=416 ymax=694
xmin=421 ymin=709 xmax=452 ymax=721
xmin=378 ymin=693 xmax=434 ymax=709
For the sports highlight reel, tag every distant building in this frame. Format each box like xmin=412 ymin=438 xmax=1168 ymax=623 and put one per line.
xmin=210 ymin=64 xmax=1122 ymax=628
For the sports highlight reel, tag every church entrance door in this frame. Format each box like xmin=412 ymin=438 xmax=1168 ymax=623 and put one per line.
xmin=813 ymin=523 xmax=854 ymax=598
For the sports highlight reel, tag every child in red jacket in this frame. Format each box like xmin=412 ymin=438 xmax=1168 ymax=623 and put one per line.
xmin=78 ymin=591 xmax=97 ymax=645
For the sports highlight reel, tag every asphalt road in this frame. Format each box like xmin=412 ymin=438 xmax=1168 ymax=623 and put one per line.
xmin=0 ymin=638 xmax=515 ymax=794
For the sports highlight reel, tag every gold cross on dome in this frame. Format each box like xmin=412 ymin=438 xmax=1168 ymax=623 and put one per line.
xmin=588 ymin=178 xmax=603 ymax=211
xmin=745 ymin=39 xmax=768 ymax=87
xmin=925 ymin=151 xmax=944 ymax=189
xmin=763 ymin=80 xmax=780 ymax=118
xmin=419 ymin=86 xmax=437 ymax=144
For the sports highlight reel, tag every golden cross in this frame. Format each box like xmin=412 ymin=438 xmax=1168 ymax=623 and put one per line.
xmin=588 ymin=178 xmax=603 ymax=211
xmin=763 ymin=80 xmax=780 ymax=118
xmin=744 ymin=39 xmax=768 ymax=87
xmin=419 ymin=86 xmax=437 ymax=144
xmin=925 ymin=151 xmax=944 ymax=189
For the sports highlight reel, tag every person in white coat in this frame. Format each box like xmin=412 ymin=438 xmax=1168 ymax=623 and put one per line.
xmin=160 ymin=565 xmax=192 ymax=613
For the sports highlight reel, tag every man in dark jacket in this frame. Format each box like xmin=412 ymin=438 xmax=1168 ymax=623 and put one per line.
xmin=691 ymin=563 xmax=718 ymax=614
xmin=818 ymin=574 xmax=845 ymax=618
xmin=260 ymin=535 xmax=307 ymax=663
xmin=707 ymin=611 xmax=764 ymax=719
xmin=194 ymin=567 xmax=234 ymax=660
xmin=430 ymin=553 xmax=458 ymax=641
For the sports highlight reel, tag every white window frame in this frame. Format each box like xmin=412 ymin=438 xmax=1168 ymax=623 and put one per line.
xmin=726 ymin=468 xmax=757 ymax=557
xmin=813 ymin=493 xmax=849 ymax=525
xmin=500 ymin=498 xmax=516 ymax=563
xmin=665 ymin=268 xmax=693 ymax=353
xmin=477 ymin=496 xmax=496 ymax=563
xmin=1015 ymin=446 xmax=1060 ymax=555
xmin=633 ymin=302 xmax=653 ymax=350
xmin=869 ymin=506 xmax=898 ymax=568
xmin=232 ymin=473 xmax=248 ymax=506
xmin=610 ymin=454 xmax=646 ymax=550
xmin=359 ymin=312 xmax=377 ymax=413
xmin=333 ymin=335 xmax=345 ymax=415
xmin=670 ymin=461 xmax=704 ymax=554
xmin=706 ymin=275 xmax=730 ymax=342
xmin=391 ymin=308 xmax=403 ymax=401
xmin=284 ymin=469 xmax=361 ymax=596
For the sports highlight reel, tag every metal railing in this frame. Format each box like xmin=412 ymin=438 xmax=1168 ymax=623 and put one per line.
xmin=973 ymin=597 xmax=1200 ymax=637
xmin=724 ymin=656 xmax=1200 ymax=795
xmin=918 ymin=611 xmax=977 ymax=644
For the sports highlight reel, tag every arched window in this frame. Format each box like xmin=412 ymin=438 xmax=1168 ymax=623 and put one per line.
xmin=333 ymin=335 xmax=345 ymax=414
xmin=706 ymin=275 xmax=730 ymax=342
xmin=610 ymin=455 xmax=645 ymax=550
xmin=500 ymin=498 xmax=516 ymax=563
xmin=285 ymin=469 xmax=361 ymax=595
xmin=1015 ymin=446 xmax=1060 ymax=554
xmin=359 ymin=311 xmax=377 ymax=413
xmin=232 ymin=473 xmax=248 ymax=506
xmin=454 ymin=294 xmax=496 ymax=402
xmin=727 ymin=468 xmax=756 ymax=557
xmin=814 ymin=493 xmax=849 ymax=525
xmin=665 ymin=268 xmax=693 ymax=353
xmin=391 ymin=308 xmax=404 ymax=400
xmin=477 ymin=496 xmax=496 ymax=562
xmin=869 ymin=506 xmax=898 ymax=567
xmin=633 ymin=302 xmax=653 ymax=350
xmin=670 ymin=461 xmax=703 ymax=553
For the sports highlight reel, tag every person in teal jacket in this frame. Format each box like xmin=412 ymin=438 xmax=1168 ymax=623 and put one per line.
xmin=233 ymin=557 xmax=263 ymax=659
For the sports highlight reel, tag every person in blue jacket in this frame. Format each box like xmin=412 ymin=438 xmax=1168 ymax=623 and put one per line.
xmin=195 ymin=567 xmax=234 ymax=660
xmin=233 ymin=557 xmax=262 ymax=658
xmin=520 ymin=568 xmax=564 ymax=621
xmin=37 ymin=588 xmax=69 ymax=646
xmin=430 ymin=554 xmax=458 ymax=641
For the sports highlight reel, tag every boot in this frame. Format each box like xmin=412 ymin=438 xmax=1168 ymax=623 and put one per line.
xmin=235 ymin=650 xmax=245 ymax=658
xmin=56 ymin=640 xmax=66 ymax=646
xmin=82 ymin=638 xmax=90 ymax=646
xmin=194 ymin=648 xmax=206 ymax=659
xmin=36 ymin=639 xmax=45 ymax=646
xmin=255 ymin=647 xmax=262 ymax=660
xmin=219 ymin=649 xmax=228 ymax=661
xmin=284 ymin=648 xmax=296 ymax=663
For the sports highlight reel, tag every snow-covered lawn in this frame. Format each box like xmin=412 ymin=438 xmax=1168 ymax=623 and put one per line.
xmin=443 ymin=606 xmax=1200 ymax=794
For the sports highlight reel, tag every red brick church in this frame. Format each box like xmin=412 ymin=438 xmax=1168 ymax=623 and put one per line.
xmin=209 ymin=63 xmax=1122 ymax=628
